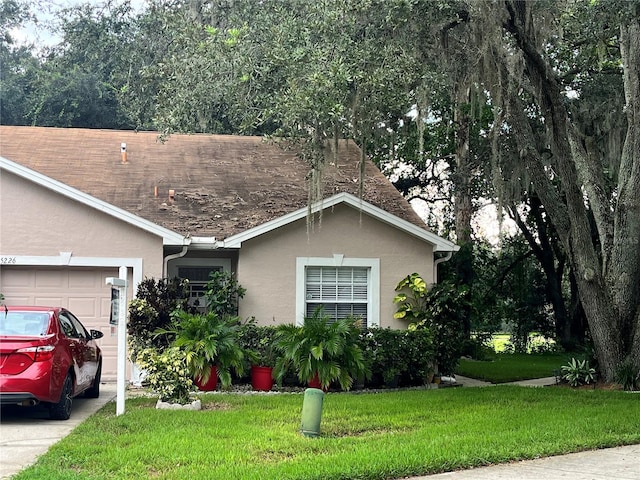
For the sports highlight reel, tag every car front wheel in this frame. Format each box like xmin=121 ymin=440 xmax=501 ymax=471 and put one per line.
xmin=50 ymin=374 xmax=73 ymax=420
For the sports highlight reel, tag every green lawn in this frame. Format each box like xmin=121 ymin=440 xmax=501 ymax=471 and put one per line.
xmin=15 ymin=387 xmax=640 ymax=480
xmin=456 ymin=353 xmax=569 ymax=383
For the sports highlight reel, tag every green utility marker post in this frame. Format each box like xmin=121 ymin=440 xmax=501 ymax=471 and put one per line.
xmin=300 ymin=388 xmax=324 ymax=437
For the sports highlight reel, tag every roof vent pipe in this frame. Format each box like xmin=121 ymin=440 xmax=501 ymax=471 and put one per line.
xmin=120 ymin=143 xmax=128 ymax=164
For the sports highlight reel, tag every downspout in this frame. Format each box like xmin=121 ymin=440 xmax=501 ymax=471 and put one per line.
xmin=163 ymin=239 xmax=191 ymax=278
xmin=433 ymin=251 xmax=453 ymax=284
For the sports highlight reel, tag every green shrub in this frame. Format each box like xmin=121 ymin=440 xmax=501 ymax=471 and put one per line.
xmin=358 ymin=328 xmax=435 ymax=388
xmin=561 ymin=358 xmax=596 ymax=387
xmin=394 ymin=274 xmax=466 ymax=375
xmin=615 ymin=361 xmax=640 ymax=391
xmin=127 ymin=277 xmax=191 ymax=355
xmin=205 ymin=271 xmax=246 ymax=317
xmin=238 ymin=321 xmax=278 ymax=368
xmin=401 ymin=328 xmax=436 ymax=385
xmin=359 ymin=328 xmax=408 ymax=386
xmin=135 ymin=346 xmax=193 ymax=404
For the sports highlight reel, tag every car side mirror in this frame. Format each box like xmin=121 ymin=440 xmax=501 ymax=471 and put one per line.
xmin=90 ymin=329 xmax=104 ymax=340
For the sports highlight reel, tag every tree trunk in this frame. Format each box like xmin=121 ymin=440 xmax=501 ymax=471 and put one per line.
xmin=452 ymin=85 xmax=473 ymax=339
xmin=487 ymin=1 xmax=640 ymax=380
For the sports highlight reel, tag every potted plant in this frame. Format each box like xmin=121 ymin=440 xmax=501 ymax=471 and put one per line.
xmin=240 ymin=322 xmax=278 ymax=391
xmin=158 ymin=310 xmax=245 ymax=391
xmin=273 ymin=308 xmax=370 ymax=391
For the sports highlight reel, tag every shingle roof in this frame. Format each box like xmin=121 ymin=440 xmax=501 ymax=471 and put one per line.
xmin=0 ymin=126 xmax=428 ymax=239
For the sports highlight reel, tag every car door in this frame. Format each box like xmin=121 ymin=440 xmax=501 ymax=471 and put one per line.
xmin=65 ymin=311 xmax=99 ymax=389
xmin=57 ymin=311 xmax=91 ymax=392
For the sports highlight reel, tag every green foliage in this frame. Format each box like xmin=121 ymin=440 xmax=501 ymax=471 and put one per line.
xmin=393 ymin=273 xmax=428 ymax=323
xmin=461 ymin=333 xmax=495 ymax=361
xmin=359 ymin=327 xmax=408 ymax=385
xmin=159 ymin=310 xmax=245 ymax=388
xmin=561 ymin=358 xmax=597 ymax=387
xmin=395 ymin=274 xmax=467 ymax=375
xmin=204 ymin=271 xmax=246 ymax=317
xmin=135 ymin=346 xmax=193 ymax=404
xmin=359 ymin=328 xmax=435 ymax=387
xmin=273 ymin=307 xmax=369 ymax=390
xmin=238 ymin=320 xmax=278 ymax=368
xmin=614 ymin=360 xmax=640 ymax=391
xmin=127 ymin=277 xmax=191 ymax=355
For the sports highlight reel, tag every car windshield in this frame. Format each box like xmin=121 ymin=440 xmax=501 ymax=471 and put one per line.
xmin=0 ymin=312 xmax=50 ymax=336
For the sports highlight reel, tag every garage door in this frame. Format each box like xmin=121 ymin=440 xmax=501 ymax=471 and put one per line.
xmin=0 ymin=266 xmax=121 ymax=381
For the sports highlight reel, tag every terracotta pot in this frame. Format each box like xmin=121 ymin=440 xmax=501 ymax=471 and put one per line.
xmin=251 ymin=365 xmax=274 ymax=391
xmin=194 ymin=366 xmax=218 ymax=391
xmin=308 ymin=372 xmax=329 ymax=392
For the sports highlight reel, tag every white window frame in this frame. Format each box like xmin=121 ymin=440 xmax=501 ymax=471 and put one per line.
xmin=296 ymin=255 xmax=379 ymax=327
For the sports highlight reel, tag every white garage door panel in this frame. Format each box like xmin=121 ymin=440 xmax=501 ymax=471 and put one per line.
xmin=1 ymin=266 xmax=121 ymax=381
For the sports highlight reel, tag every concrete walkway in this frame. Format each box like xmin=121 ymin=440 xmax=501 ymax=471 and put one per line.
xmin=449 ymin=375 xmax=558 ymax=388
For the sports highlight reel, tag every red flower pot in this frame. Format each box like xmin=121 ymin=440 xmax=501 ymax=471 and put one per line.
xmin=308 ymin=372 xmax=329 ymax=392
xmin=194 ymin=366 xmax=218 ymax=391
xmin=251 ymin=365 xmax=274 ymax=391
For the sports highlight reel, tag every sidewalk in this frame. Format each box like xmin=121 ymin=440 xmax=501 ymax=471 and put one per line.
xmin=450 ymin=375 xmax=558 ymax=388
xmin=406 ymin=375 xmax=640 ymax=479
xmin=406 ymin=444 xmax=640 ymax=479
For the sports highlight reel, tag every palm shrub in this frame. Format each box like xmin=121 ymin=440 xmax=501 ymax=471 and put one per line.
xmin=159 ymin=310 xmax=245 ymax=388
xmin=273 ymin=308 xmax=370 ymax=390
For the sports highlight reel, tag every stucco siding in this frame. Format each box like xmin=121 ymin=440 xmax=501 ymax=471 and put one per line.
xmin=1 ymin=171 xmax=163 ymax=276
xmin=1 ymin=171 xmax=172 ymax=381
xmin=237 ymin=204 xmax=433 ymax=329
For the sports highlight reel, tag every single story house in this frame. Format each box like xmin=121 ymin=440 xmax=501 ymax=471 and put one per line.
xmin=0 ymin=126 xmax=458 ymax=380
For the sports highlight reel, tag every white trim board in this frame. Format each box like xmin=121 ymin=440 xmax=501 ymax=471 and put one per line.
xmin=0 ymin=253 xmax=144 ymax=297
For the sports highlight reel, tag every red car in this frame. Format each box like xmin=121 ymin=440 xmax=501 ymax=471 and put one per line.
xmin=0 ymin=306 xmax=103 ymax=420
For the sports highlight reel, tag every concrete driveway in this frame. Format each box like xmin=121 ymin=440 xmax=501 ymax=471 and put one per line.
xmin=0 ymin=382 xmax=116 ymax=479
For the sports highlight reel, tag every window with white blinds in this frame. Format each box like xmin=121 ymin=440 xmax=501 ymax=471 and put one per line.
xmin=305 ymin=266 xmax=369 ymax=323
